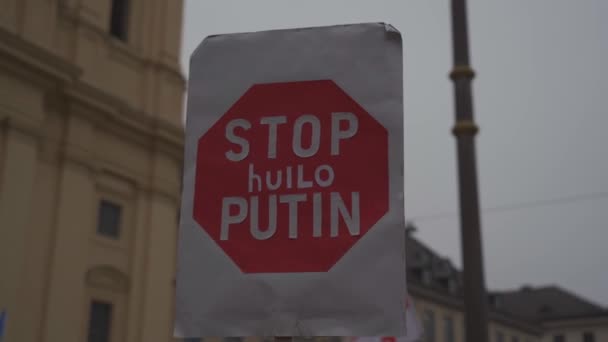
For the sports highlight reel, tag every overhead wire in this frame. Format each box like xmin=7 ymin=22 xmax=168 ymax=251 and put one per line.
xmin=409 ymin=190 xmax=608 ymax=223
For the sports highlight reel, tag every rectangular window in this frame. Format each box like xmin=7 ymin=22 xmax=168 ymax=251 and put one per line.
xmin=109 ymin=0 xmax=129 ymax=41
xmin=443 ymin=316 xmax=454 ymax=342
xmin=583 ymin=332 xmax=594 ymax=342
xmin=88 ymin=301 xmax=112 ymax=342
xmin=423 ymin=310 xmax=435 ymax=342
xmin=97 ymin=200 xmax=122 ymax=239
xmin=422 ymin=270 xmax=432 ymax=285
xmin=447 ymin=278 xmax=458 ymax=294
xmin=553 ymin=335 xmax=565 ymax=342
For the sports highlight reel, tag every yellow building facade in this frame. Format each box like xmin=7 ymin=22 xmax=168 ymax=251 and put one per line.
xmin=410 ymin=287 xmax=540 ymax=342
xmin=405 ymin=229 xmax=608 ymax=342
xmin=541 ymin=316 xmax=608 ymax=342
xmin=0 ymin=0 xmax=185 ymax=341
xmin=404 ymin=232 xmax=542 ymax=342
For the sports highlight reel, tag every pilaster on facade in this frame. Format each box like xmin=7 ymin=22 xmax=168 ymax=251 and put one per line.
xmin=0 ymin=114 xmax=41 ymax=340
xmin=0 ymin=1 xmax=185 ymax=341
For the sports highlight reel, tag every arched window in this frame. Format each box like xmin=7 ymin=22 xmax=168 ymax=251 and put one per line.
xmin=85 ymin=266 xmax=130 ymax=342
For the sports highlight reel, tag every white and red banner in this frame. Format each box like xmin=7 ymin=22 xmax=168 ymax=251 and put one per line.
xmin=175 ymin=23 xmax=406 ymax=337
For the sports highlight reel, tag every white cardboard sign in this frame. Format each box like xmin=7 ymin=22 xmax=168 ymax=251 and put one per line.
xmin=176 ymin=23 xmax=406 ymax=337
xmin=347 ymin=294 xmax=423 ymax=342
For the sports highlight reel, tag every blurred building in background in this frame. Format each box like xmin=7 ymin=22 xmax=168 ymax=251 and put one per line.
xmin=0 ymin=0 xmax=185 ymax=341
xmin=491 ymin=285 xmax=608 ymax=342
xmin=405 ymin=225 xmax=541 ymax=342
xmin=404 ymin=224 xmax=608 ymax=342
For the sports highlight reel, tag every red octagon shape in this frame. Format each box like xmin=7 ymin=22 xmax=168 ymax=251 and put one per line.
xmin=193 ymin=80 xmax=388 ymax=273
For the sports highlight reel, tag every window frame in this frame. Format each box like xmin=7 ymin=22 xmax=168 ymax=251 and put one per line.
xmin=496 ymin=331 xmax=504 ymax=342
xmin=84 ymin=288 xmax=127 ymax=342
xmin=109 ymin=0 xmax=130 ymax=41
xmin=96 ymin=199 xmax=123 ymax=240
xmin=87 ymin=300 xmax=113 ymax=342
xmin=443 ymin=315 xmax=454 ymax=342
xmin=423 ymin=309 xmax=436 ymax=342
xmin=92 ymin=178 xmax=133 ymax=250
xmin=583 ymin=332 xmax=595 ymax=342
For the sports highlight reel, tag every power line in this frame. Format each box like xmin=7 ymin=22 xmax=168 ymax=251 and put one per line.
xmin=409 ymin=190 xmax=608 ymax=223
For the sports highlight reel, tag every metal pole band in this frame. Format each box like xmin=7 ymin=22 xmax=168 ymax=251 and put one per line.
xmin=450 ymin=65 xmax=475 ymax=80
xmin=452 ymin=120 xmax=479 ymax=136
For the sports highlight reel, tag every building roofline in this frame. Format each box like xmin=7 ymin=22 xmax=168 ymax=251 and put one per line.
xmin=488 ymin=284 xmax=608 ymax=323
xmin=409 ymin=283 xmax=543 ymax=336
xmin=540 ymin=311 xmax=608 ymax=323
xmin=492 ymin=285 xmax=607 ymax=310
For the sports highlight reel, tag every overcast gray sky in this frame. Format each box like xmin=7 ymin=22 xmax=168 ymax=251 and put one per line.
xmin=180 ymin=0 xmax=608 ymax=306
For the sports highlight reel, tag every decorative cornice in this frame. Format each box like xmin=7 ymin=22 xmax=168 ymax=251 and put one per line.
xmin=86 ymin=265 xmax=130 ymax=293
xmin=0 ymin=21 xmax=184 ymax=160
xmin=0 ymin=26 xmax=81 ymax=84
xmin=56 ymin=5 xmax=185 ymax=85
xmin=64 ymin=80 xmax=184 ymax=159
xmin=144 ymin=185 xmax=181 ymax=206
xmin=90 ymin=157 xmax=181 ymax=205
xmin=144 ymin=58 xmax=186 ymax=85
xmin=0 ymin=108 xmax=43 ymax=141
xmin=1 ymin=14 xmax=184 ymax=203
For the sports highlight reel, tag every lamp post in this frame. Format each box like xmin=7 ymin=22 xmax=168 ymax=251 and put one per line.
xmin=449 ymin=1 xmax=490 ymax=342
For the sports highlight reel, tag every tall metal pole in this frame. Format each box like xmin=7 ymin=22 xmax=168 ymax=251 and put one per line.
xmin=449 ymin=1 xmax=489 ymax=342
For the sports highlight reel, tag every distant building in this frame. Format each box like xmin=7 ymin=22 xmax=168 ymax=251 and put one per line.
xmin=405 ymin=224 xmax=541 ymax=342
xmin=0 ymin=0 xmax=185 ymax=342
xmin=404 ymin=223 xmax=608 ymax=342
xmin=490 ymin=286 xmax=608 ymax=342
